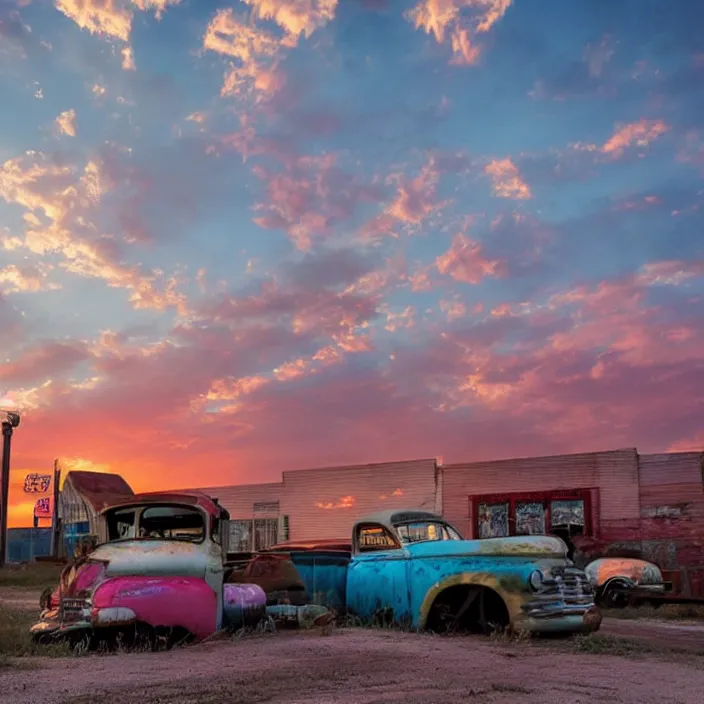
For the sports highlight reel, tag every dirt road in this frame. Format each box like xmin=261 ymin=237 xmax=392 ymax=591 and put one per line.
xmin=601 ymin=617 xmax=704 ymax=653
xmin=2 ymin=628 xmax=703 ymax=704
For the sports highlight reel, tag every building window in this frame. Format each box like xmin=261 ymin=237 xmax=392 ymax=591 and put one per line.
xmin=473 ymin=490 xmax=592 ymax=541
xmin=477 ymin=502 xmax=510 ymax=538
xmin=281 ymin=515 xmax=290 ymax=542
xmin=229 ymin=520 xmax=252 ymax=552
xmin=254 ymin=518 xmax=278 ymax=551
xmin=515 ymin=501 xmax=546 ymax=535
xmin=253 ymin=501 xmax=280 ymax=514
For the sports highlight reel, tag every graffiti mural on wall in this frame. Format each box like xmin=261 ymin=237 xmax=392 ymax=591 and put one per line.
xmin=515 ymin=502 xmax=546 ymax=535
xmin=477 ymin=502 xmax=509 ymax=538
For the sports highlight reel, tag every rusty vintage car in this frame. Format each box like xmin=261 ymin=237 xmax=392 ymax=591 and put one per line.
xmin=237 ymin=510 xmax=603 ymax=635
xmin=584 ymin=557 xmax=671 ymax=608
xmin=33 ymin=501 xmax=602 ymax=645
xmin=31 ymin=491 xmax=268 ymax=647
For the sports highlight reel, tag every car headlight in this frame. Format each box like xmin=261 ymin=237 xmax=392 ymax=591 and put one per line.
xmin=528 ymin=569 xmax=544 ymax=591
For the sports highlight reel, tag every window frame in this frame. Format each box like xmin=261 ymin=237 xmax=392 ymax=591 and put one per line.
xmin=229 ymin=518 xmax=254 ymax=552
xmin=471 ymin=489 xmax=593 ymax=539
xmin=354 ymin=522 xmax=402 ymax=553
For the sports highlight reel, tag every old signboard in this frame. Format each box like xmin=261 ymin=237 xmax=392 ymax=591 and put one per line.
xmin=34 ymin=497 xmax=52 ymax=518
xmin=23 ymin=473 xmax=52 ymax=493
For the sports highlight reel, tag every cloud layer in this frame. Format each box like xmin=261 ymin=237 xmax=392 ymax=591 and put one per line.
xmin=1 ymin=0 xmax=703 ymax=526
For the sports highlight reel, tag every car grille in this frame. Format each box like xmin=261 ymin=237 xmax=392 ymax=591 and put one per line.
xmin=60 ymin=597 xmax=87 ymax=621
xmin=541 ymin=567 xmax=593 ymax=603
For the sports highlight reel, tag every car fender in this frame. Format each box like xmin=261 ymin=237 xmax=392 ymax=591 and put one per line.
xmin=91 ymin=575 xmax=217 ymax=641
xmin=417 ymin=572 xmax=518 ymax=630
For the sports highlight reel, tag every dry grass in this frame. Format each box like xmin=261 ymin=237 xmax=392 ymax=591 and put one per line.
xmin=0 ymin=564 xmax=63 ymax=589
xmin=570 ymin=633 xmax=658 ymax=656
xmin=0 ymin=604 xmax=73 ymax=665
xmin=607 ymin=603 xmax=704 ymax=621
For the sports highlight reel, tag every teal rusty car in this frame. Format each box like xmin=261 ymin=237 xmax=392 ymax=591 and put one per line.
xmin=256 ymin=509 xmax=602 ymax=635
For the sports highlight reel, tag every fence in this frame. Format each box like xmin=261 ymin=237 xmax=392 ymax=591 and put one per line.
xmin=6 ymin=528 xmax=53 ymax=563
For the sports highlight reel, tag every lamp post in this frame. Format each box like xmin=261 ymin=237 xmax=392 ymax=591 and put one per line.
xmin=0 ymin=410 xmax=20 ymax=569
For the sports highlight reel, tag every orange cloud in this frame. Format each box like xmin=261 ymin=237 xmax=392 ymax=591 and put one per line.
xmin=121 ymin=46 xmax=135 ymax=70
xmin=0 ymin=151 xmax=188 ymax=315
xmin=0 ymin=263 xmax=59 ymax=293
xmin=406 ymin=0 xmax=512 ymax=64
xmin=203 ymin=8 xmax=281 ymax=99
xmin=386 ymin=162 xmax=440 ymax=223
xmin=436 ymin=233 xmax=502 ymax=284
xmin=54 ymin=108 xmax=77 ymax=137
xmin=243 ymin=0 xmax=337 ymax=45
xmin=484 ymin=158 xmax=531 ymax=199
xmin=601 ymin=119 xmax=669 ymax=157
xmin=132 ymin=0 xmax=181 ymax=18
xmin=55 ymin=0 xmax=133 ymax=42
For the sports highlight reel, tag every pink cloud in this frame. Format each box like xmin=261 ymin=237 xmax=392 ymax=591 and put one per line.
xmin=0 ymin=341 xmax=90 ymax=386
xmin=251 ymin=154 xmax=384 ymax=250
xmin=484 ymin=158 xmax=532 ymax=199
xmin=6 ymin=259 xmax=704 ymax=528
xmin=436 ymin=233 xmax=503 ymax=284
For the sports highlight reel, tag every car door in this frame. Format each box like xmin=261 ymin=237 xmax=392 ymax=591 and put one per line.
xmin=346 ymin=523 xmax=411 ymax=624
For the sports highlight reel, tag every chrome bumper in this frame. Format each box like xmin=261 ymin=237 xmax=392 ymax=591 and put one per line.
xmin=517 ymin=567 xmax=602 ymax=632
xmin=31 ymin=601 xmax=138 ymax=642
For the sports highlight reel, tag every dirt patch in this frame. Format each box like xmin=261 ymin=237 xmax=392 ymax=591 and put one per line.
xmin=1 ymin=629 xmax=701 ymax=704
xmin=601 ymin=617 xmax=704 ymax=653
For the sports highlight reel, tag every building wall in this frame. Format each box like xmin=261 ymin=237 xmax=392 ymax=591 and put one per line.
xmin=442 ymin=449 xmax=640 ymax=541
xmin=198 ymin=482 xmax=283 ymax=520
xmin=197 ymin=459 xmax=438 ymax=546
xmin=639 ymin=452 xmax=704 ymax=596
xmin=195 ymin=482 xmax=283 ymax=552
xmin=280 ymin=458 xmax=438 ymax=541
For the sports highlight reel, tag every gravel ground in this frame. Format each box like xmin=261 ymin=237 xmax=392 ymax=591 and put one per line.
xmin=3 ymin=587 xmax=703 ymax=704
xmin=1 ymin=628 xmax=703 ymax=704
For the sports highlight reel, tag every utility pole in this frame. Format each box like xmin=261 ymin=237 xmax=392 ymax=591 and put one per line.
xmin=0 ymin=410 xmax=20 ymax=568
xmin=51 ymin=458 xmax=61 ymax=559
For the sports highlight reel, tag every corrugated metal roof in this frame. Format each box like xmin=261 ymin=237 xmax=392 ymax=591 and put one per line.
xmin=64 ymin=471 xmax=134 ymax=512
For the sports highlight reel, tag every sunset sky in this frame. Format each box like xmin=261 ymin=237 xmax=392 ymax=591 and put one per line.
xmin=1 ymin=0 xmax=703 ymax=527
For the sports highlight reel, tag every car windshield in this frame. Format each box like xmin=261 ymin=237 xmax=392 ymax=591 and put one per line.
xmin=106 ymin=505 xmax=205 ymax=543
xmin=395 ymin=521 xmax=462 ymax=544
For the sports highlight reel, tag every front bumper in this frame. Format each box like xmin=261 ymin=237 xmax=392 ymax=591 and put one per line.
xmin=30 ymin=604 xmax=138 ymax=643
xmin=515 ymin=599 xmax=602 ymax=633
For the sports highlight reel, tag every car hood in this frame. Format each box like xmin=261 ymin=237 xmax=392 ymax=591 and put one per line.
xmin=405 ymin=535 xmax=568 ymax=559
xmin=88 ymin=540 xmax=209 ymax=580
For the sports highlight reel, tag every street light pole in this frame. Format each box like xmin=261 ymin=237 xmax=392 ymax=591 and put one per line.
xmin=0 ymin=411 xmax=20 ymax=569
